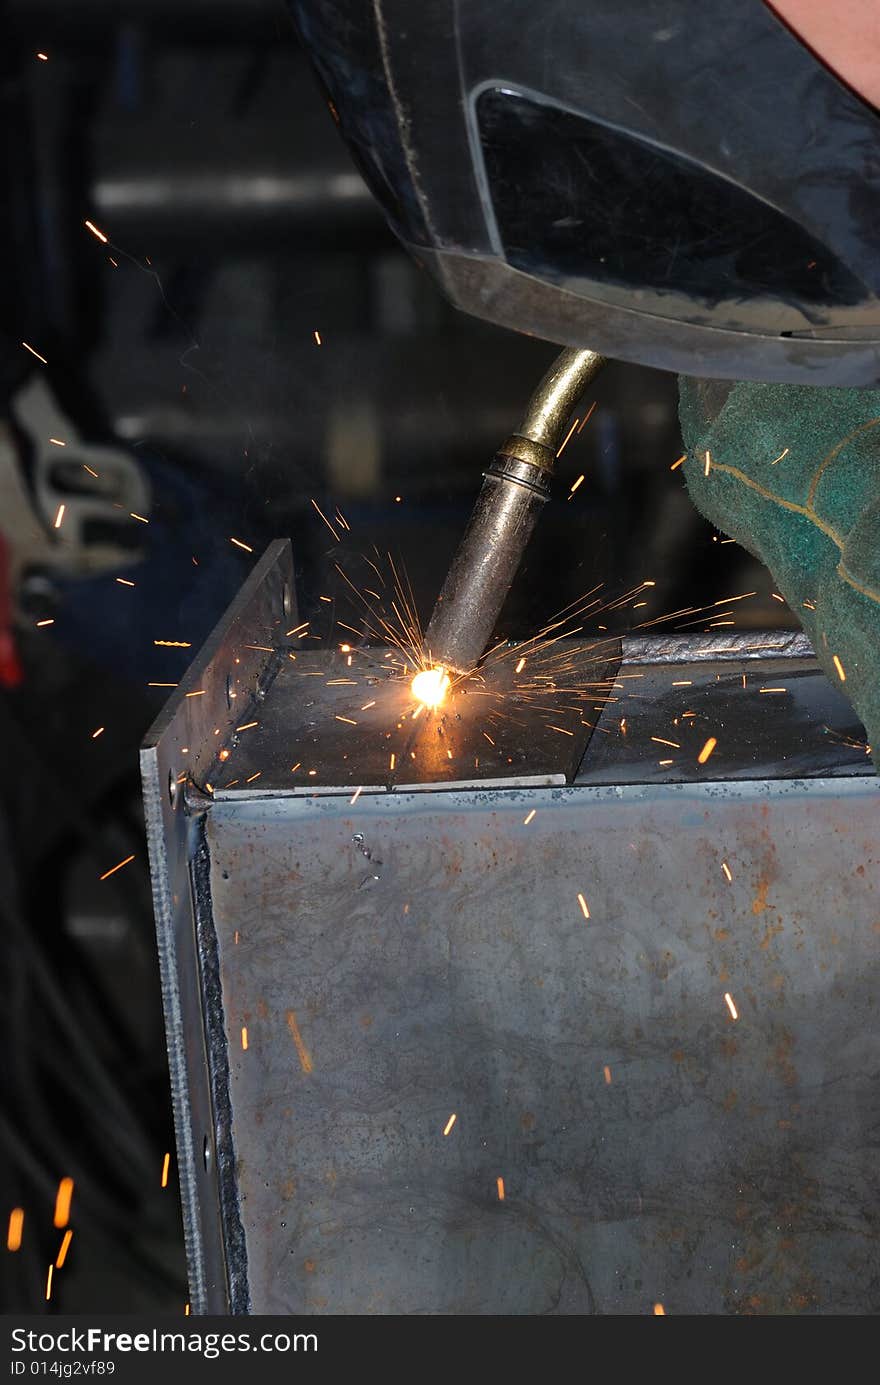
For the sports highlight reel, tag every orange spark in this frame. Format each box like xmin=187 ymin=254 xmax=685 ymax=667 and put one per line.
xmin=724 ymin=992 xmax=738 ymax=1021
xmin=7 ymin=1208 xmax=24 ymax=1252
xmin=350 ymin=787 xmax=363 ymax=805
xmin=651 ymin=736 xmax=680 ymax=748
xmin=53 ymin=1177 xmax=74 ymax=1229
xmin=443 ymin=1114 xmax=457 ymax=1137
xmin=84 ymin=219 xmax=108 ymax=243
xmin=52 ymin=503 xmax=65 ymax=532
xmin=704 ymin=449 xmax=712 ymax=476
xmin=577 ymin=892 xmax=590 ymax=920
xmin=22 ymin=341 xmax=47 ymax=364
xmin=83 ymin=464 xmax=99 ymax=477
xmin=515 ymin=657 xmax=526 ymax=674
xmin=49 ymin=437 xmax=65 ymax=446
xmin=556 ymin=417 xmax=579 ymax=457
xmin=230 ymin=537 xmax=253 ymax=553
xmin=770 ymin=447 xmax=789 ymax=465
xmin=603 ymin=1065 xmax=612 ymax=1085
xmin=523 ymin=809 xmax=536 ymax=826
xmin=236 ymin=721 xmax=258 ymax=731
xmin=241 ymin=1026 xmax=249 ymax=1050
xmin=310 ymin=498 xmax=340 ymax=543
xmin=115 ymin=577 xmax=135 ymax=587
xmin=832 ymin=654 xmax=846 ymax=682
xmin=154 ymin=640 xmax=191 ymax=648
xmin=36 ymin=619 xmax=54 ymax=628
xmin=161 ymin=1152 xmax=171 ymax=1188
xmin=314 ymin=330 xmax=322 ymax=346
xmin=286 ymin=1011 xmax=313 ymax=1074
xmin=55 ymin=1230 xmax=73 ymax=1269
xmin=670 ymin=454 xmax=686 ymax=471
xmin=496 ymin=1177 xmax=505 ymax=1201
xmin=245 ymin=772 xmax=261 ymax=784
xmin=37 ymin=52 xmax=48 ymax=60
xmin=697 ymin=737 xmax=717 ymax=765
xmin=336 ymin=715 xmax=357 ymax=725
xmin=99 ymin=854 xmax=134 ymax=881
xmin=721 ymin=861 xmax=732 ymax=882
xmin=653 ymin=1302 xmax=666 ymax=1315
xmin=130 ymin=512 xmax=149 ymax=523
xmin=91 ymin=727 xmax=104 ymax=739
xmin=45 ymin=1264 xmax=53 ymax=1301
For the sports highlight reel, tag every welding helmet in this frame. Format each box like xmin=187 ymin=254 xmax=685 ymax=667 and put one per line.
xmin=290 ymin=0 xmax=880 ymax=385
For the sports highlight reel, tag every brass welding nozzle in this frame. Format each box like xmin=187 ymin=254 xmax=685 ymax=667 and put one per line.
xmin=423 ymin=347 xmax=605 ymax=674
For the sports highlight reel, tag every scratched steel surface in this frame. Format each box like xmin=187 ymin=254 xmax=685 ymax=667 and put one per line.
xmin=207 ymin=776 xmax=880 ymax=1315
xmin=214 ymin=638 xmax=620 ymax=796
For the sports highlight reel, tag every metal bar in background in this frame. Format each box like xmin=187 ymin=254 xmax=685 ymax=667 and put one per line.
xmin=143 ymin=542 xmax=879 ymax=1314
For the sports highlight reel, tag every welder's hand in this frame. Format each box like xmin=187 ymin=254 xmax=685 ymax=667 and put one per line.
xmin=678 ymin=377 xmax=880 ymax=769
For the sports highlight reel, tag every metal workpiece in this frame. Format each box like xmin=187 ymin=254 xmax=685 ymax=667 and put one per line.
xmin=424 ymin=347 xmax=606 ymax=674
xmin=423 ymin=454 xmax=552 ymax=675
xmin=212 ymin=633 xmax=621 ymax=797
xmin=143 ymin=544 xmax=880 ymax=1314
xmin=209 ymin=776 xmax=880 ymax=1314
xmin=578 ymin=631 xmax=872 ymax=785
xmin=140 ymin=539 xmax=296 ymax=1313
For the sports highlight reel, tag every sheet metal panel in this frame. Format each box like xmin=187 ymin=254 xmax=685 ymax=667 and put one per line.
xmin=208 ymin=778 xmax=879 ymax=1314
xmin=142 ymin=542 xmax=880 ymax=1314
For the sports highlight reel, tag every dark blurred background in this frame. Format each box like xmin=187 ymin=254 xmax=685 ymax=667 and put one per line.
xmin=0 ymin=0 xmax=793 ymax=1314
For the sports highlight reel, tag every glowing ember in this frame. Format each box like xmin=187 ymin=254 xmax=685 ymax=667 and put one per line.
xmin=697 ymin=737 xmax=717 ymax=765
xmin=53 ymin=1177 xmax=74 ymax=1229
xmin=411 ymin=666 xmax=450 ymax=708
xmin=724 ymin=992 xmax=738 ymax=1021
xmin=55 ymin=1229 xmax=73 ymax=1269
xmin=443 ymin=1114 xmax=457 ymax=1136
xmin=7 ymin=1208 xmax=24 ymax=1252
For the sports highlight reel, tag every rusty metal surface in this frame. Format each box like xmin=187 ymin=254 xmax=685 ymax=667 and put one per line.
xmin=209 ymin=777 xmax=880 ymax=1314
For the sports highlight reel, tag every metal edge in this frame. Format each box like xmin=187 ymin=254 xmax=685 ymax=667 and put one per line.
xmin=139 ymin=539 xmax=294 ymax=1312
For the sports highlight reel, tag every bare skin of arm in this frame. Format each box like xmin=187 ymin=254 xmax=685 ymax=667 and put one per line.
xmin=767 ymin=0 xmax=880 ymax=108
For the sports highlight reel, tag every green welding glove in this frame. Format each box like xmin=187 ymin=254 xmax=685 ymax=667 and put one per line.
xmin=678 ymin=378 xmax=880 ymax=768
